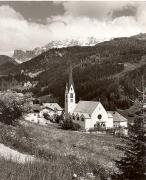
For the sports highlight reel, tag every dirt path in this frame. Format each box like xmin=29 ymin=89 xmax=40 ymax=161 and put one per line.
xmin=0 ymin=143 xmax=35 ymax=163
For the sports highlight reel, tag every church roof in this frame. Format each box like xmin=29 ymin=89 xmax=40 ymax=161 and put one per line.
xmin=73 ymin=101 xmax=100 ymax=114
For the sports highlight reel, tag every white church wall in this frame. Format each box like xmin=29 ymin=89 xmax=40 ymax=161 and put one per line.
xmin=91 ymin=103 xmax=112 ymax=128
xmin=71 ymin=103 xmax=114 ymax=130
xmin=107 ymin=117 xmax=114 ymax=128
xmin=85 ymin=119 xmax=94 ymax=130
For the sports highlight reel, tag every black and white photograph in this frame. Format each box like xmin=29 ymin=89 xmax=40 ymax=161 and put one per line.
xmin=0 ymin=0 xmax=146 ymax=179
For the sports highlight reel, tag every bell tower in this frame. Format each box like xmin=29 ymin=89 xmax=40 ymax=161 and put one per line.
xmin=65 ymin=64 xmax=76 ymax=117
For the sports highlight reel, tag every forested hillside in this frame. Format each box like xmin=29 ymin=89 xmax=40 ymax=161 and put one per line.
xmin=0 ymin=55 xmax=17 ymax=74
xmin=3 ymin=36 xmax=146 ymax=109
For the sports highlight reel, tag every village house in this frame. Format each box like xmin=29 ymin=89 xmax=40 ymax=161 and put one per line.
xmin=24 ymin=98 xmax=63 ymax=124
xmin=65 ymin=65 xmax=128 ymax=131
xmin=24 ymin=81 xmax=33 ymax=88
xmin=39 ymin=103 xmax=63 ymax=118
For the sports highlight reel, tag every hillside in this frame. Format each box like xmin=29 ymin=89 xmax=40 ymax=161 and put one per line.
xmin=2 ymin=36 xmax=146 ymax=109
xmin=0 ymin=120 xmax=121 ymax=179
xmin=132 ymin=33 xmax=146 ymax=41
xmin=0 ymin=55 xmax=18 ymax=75
xmin=0 ymin=55 xmax=17 ymax=66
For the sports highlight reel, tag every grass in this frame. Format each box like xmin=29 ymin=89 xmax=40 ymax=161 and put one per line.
xmin=0 ymin=121 xmax=123 ymax=179
xmin=27 ymin=122 xmax=122 ymax=168
xmin=0 ymin=157 xmax=74 ymax=180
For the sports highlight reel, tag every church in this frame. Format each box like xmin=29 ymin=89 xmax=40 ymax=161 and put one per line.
xmin=65 ymin=65 xmax=128 ymax=131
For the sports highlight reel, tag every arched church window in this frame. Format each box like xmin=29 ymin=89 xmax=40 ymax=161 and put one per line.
xmin=73 ymin=116 xmax=75 ymax=120
xmin=102 ymin=123 xmax=105 ymax=127
xmin=70 ymin=93 xmax=73 ymax=98
xmin=77 ymin=117 xmax=79 ymax=121
xmin=81 ymin=117 xmax=84 ymax=121
xmin=98 ymin=114 xmax=102 ymax=119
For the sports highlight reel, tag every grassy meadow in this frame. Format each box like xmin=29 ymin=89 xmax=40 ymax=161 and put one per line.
xmin=0 ymin=121 xmax=123 ymax=179
xmin=0 ymin=157 xmax=75 ymax=180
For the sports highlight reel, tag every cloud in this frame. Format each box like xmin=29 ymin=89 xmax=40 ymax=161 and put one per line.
xmin=0 ymin=2 xmax=146 ymax=56
xmin=62 ymin=1 xmax=137 ymax=20
xmin=0 ymin=5 xmax=23 ymax=19
xmin=0 ymin=5 xmax=52 ymax=55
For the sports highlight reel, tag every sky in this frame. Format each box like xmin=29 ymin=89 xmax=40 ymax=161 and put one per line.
xmin=0 ymin=1 xmax=146 ymax=56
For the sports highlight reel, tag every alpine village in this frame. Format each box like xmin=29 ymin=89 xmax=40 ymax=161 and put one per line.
xmin=0 ymin=31 xmax=146 ymax=180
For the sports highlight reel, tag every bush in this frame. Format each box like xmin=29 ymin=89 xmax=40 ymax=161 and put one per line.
xmin=54 ymin=114 xmax=64 ymax=123
xmin=0 ymin=100 xmax=22 ymax=125
xmin=61 ymin=120 xmax=81 ymax=130
xmin=72 ymin=122 xmax=81 ymax=130
xmin=0 ymin=92 xmax=30 ymax=125
xmin=43 ymin=113 xmax=51 ymax=120
xmin=106 ymin=128 xmax=115 ymax=135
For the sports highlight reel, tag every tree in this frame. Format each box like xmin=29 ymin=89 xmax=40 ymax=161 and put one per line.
xmin=113 ymin=103 xmax=146 ymax=180
xmin=0 ymin=99 xmax=22 ymax=125
xmin=0 ymin=91 xmax=29 ymax=125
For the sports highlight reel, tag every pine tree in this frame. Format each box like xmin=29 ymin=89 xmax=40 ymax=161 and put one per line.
xmin=113 ymin=112 xmax=146 ymax=180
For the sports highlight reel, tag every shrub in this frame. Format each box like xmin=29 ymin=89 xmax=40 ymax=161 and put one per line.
xmin=0 ymin=92 xmax=30 ymax=125
xmin=43 ymin=113 xmax=51 ymax=120
xmin=61 ymin=120 xmax=81 ymax=130
xmin=0 ymin=100 xmax=22 ymax=125
xmin=106 ymin=128 xmax=115 ymax=135
xmin=54 ymin=114 xmax=64 ymax=123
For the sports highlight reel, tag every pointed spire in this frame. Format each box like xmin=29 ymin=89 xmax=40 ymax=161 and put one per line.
xmin=68 ymin=63 xmax=74 ymax=89
xmin=65 ymin=83 xmax=68 ymax=93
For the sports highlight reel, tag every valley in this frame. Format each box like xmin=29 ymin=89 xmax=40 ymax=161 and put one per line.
xmin=0 ymin=1 xmax=146 ymax=179
xmin=1 ymin=34 xmax=145 ymax=178
xmin=1 ymin=35 xmax=146 ymax=110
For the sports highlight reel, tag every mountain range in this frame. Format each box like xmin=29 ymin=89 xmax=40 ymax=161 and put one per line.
xmin=0 ymin=33 xmax=146 ymax=109
xmin=12 ymin=37 xmax=100 ymax=63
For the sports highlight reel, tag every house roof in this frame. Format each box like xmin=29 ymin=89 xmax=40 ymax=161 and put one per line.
xmin=43 ymin=103 xmax=63 ymax=111
xmin=107 ymin=111 xmax=127 ymax=122
xmin=73 ymin=101 xmax=100 ymax=114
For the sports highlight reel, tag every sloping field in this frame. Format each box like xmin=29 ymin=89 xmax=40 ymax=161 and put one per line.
xmin=0 ymin=143 xmax=35 ymax=163
xmin=0 ymin=120 xmax=122 ymax=178
xmin=24 ymin=121 xmax=122 ymax=173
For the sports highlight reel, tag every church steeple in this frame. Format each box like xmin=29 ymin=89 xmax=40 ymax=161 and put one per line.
xmin=68 ymin=64 xmax=74 ymax=90
xmin=65 ymin=64 xmax=76 ymax=116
